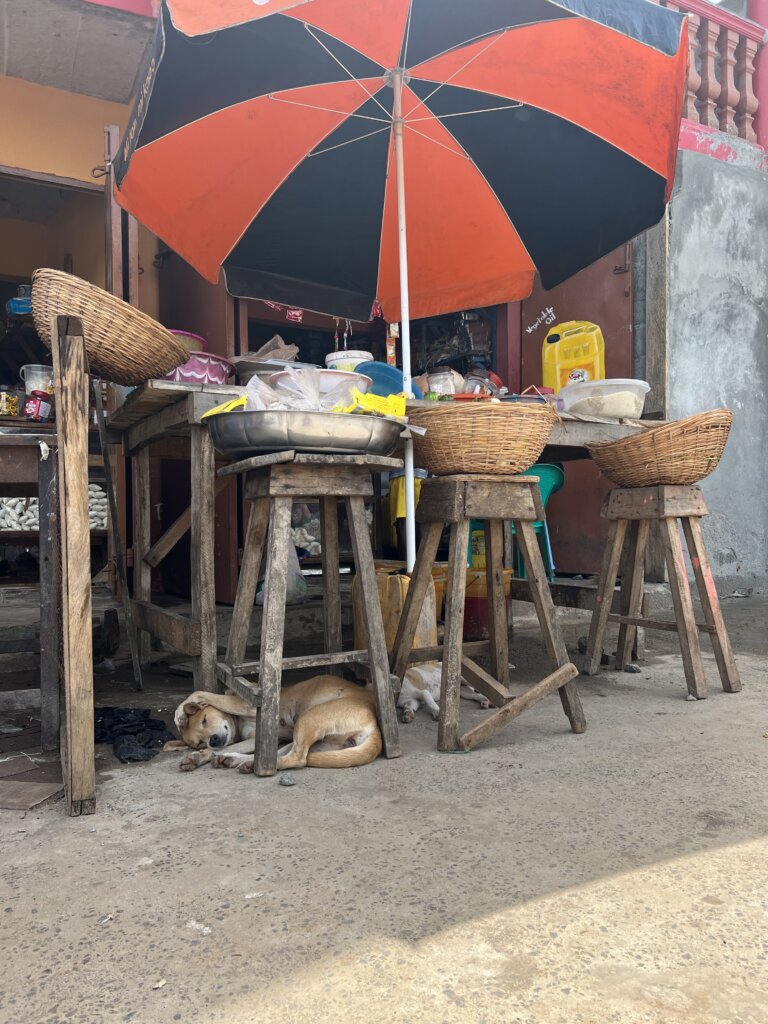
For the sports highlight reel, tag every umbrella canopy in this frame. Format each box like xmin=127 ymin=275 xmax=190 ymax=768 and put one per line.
xmin=115 ymin=0 xmax=687 ymax=324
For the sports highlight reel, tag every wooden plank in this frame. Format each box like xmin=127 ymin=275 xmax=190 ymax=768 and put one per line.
xmin=107 ymin=380 xmax=235 ymax=431
xmin=681 ymin=516 xmax=741 ymax=693
xmin=220 ymin=450 xmax=403 ymax=477
xmin=0 ymin=780 xmax=64 ymax=811
xmin=235 ymin=650 xmax=371 ymax=674
xmin=190 ymin=425 xmax=218 ymax=692
xmin=245 ymin=464 xmax=373 ymax=499
xmin=516 ymin=517 xmax=586 ymax=733
xmin=346 ymin=494 xmax=401 ymax=759
xmin=484 ymin=518 xmax=510 ymax=686
xmin=459 ymin=663 xmax=580 ymax=751
xmin=320 ymin=497 xmax=342 ymax=661
xmin=609 ymin=613 xmax=715 ymax=635
xmin=124 ymin=399 xmax=193 ymax=456
xmin=132 ymin=601 xmax=201 ymax=655
xmin=390 ymin=521 xmax=443 ymax=678
xmin=460 ymin=656 xmax=512 ymax=708
xmin=415 ymin=481 xmax=464 ymax=524
xmin=0 ymin=689 xmax=41 ymax=711
xmin=51 ymin=321 xmax=95 ymax=816
xmin=226 ymin=674 xmax=262 ymax=707
xmin=254 ymin=496 xmax=293 ymax=776
xmin=144 ymin=477 xmax=229 ymax=568
xmin=405 ymin=641 xmax=490 ymax=664
xmin=604 ymin=486 xmax=707 ymax=521
xmin=93 ymin=379 xmax=143 ymax=692
xmin=37 ymin=446 xmax=60 ymax=751
xmin=438 ymin=518 xmax=471 ymax=752
xmin=659 ymin=517 xmax=708 ymax=699
xmin=583 ymin=519 xmax=628 ymax=675
xmin=465 ymin=483 xmax=541 ymax=522
xmin=224 ymin=498 xmax=270 ymax=669
xmin=132 ymin=447 xmax=152 ymax=667
xmin=615 ymin=519 xmax=650 ymax=670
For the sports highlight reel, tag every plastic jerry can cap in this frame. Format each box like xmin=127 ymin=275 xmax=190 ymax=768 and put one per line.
xmin=546 ymin=334 xmax=561 ymax=344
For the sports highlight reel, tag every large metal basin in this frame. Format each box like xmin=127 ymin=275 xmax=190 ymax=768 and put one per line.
xmin=206 ymin=410 xmax=402 ymax=460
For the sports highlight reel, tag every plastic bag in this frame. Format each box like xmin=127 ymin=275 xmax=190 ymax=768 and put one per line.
xmin=245 ymin=366 xmax=357 ymax=413
xmin=256 ymin=543 xmax=307 ymax=605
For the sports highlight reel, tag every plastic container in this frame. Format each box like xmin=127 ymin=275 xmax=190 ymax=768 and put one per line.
xmin=325 ymin=349 xmax=372 ymax=372
xmin=268 ymin=367 xmax=372 ymax=395
xmin=24 ymin=390 xmax=54 ymax=422
xmin=20 ymin=364 xmax=54 ymax=396
xmin=464 ymin=569 xmax=515 ymax=641
xmin=352 ymin=568 xmax=437 ymax=657
xmin=559 ymin=378 xmax=650 ymax=419
xmin=427 ymin=367 xmax=457 ymax=395
xmin=354 ymin=361 xmax=423 ymax=399
xmin=0 ymin=387 xmax=23 ymax=417
xmin=170 ymin=329 xmax=208 ymax=353
xmin=542 ymin=321 xmax=605 ymax=393
xmin=163 ymin=351 xmax=235 ymax=385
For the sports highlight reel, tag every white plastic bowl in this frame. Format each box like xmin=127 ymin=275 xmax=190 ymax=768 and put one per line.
xmin=559 ymin=378 xmax=650 ymax=419
xmin=268 ymin=367 xmax=372 ymax=395
xmin=325 ymin=349 xmax=373 ymax=372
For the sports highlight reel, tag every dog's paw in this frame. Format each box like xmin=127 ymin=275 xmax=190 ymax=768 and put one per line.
xmin=237 ymin=761 xmax=254 ymax=775
xmin=179 ymin=752 xmax=205 ymax=771
xmin=430 ymin=706 xmax=440 ymax=721
xmin=479 ymin=697 xmax=491 ymax=710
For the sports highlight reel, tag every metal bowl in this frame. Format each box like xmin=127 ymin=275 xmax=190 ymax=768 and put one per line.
xmin=206 ymin=410 xmax=403 ymax=459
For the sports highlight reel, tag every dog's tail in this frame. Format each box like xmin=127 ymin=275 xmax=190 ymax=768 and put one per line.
xmin=306 ymin=727 xmax=382 ymax=769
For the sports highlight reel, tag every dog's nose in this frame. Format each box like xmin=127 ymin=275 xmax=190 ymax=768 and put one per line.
xmin=209 ymin=734 xmax=223 ymax=748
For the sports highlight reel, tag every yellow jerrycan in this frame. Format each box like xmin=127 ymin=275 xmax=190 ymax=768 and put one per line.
xmin=542 ymin=320 xmax=605 ymax=393
xmin=352 ymin=568 xmax=437 ymax=659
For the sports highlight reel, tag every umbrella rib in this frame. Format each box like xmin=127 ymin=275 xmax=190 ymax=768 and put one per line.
xmin=310 ymin=124 xmax=392 ymax=157
xmin=403 ymin=29 xmax=508 ymax=120
xmin=268 ymin=94 xmax=390 ymax=123
xmin=403 ymin=122 xmax=469 ymax=159
xmin=302 ymin=22 xmax=392 ymax=119
xmin=406 ymin=103 xmax=523 ymax=124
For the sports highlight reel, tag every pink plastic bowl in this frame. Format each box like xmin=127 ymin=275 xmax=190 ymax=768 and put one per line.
xmin=164 ymin=351 xmax=235 ymax=385
xmin=169 ymin=330 xmax=208 ymax=353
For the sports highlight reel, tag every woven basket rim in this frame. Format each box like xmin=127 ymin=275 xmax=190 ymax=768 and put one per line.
xmin=587 ymin=409 xmax=732 ymax=453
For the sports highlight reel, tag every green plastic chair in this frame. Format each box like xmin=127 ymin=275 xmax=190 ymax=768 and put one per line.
xmin=511 ymin=463 xmax=565 ymax=583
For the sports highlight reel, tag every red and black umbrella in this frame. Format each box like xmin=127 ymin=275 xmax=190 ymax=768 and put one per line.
xmin=115 ymin=0 xmax=687 ymax=567
xmin=116 ymin=0 xmax=687 ymax=325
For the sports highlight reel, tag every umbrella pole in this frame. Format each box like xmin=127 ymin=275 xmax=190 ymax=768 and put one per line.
xmin=392 ymin=69 xmax=417 ymax=572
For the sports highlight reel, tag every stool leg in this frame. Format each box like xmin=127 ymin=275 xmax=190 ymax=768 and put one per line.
xmin=615 ymin=519 xmax=650 ymax=670
xmin=346 ymin=495 xmax=401 ymax=759
xmin=516 ymin=519 xmax=586 ymax=733
xmin=584 ymin=519 xmax=628 ymax=676
xmin=681 ymin=517 xmax=741 ymax=693
xmin=390 ymin=521 xmax=442 ymax=679
xmin=659 ymin=517 xmax=707 ymax=700
xmin=484 ymin=519 xmax=509 ymax=687
xmin=225 ymin=497 xmax=270 ymax=670
xmin=438 ymin=518 xmax=470 ymax=751
xmin=319 ymin=497 xmax=342 ymax=659
xmin=254 ymin=496 xmax=292 ymax=776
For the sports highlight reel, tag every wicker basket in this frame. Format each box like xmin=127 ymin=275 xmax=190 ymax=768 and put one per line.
xmin=587 ymin=409 xmax=733 ymax=487
xmin=32 ymin=268 xmax=188 ymax=385
xmin=407 ymin=402 xmax=557 ymax=476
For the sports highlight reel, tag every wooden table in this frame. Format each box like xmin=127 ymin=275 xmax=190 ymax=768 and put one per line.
xmin=0 ymin=428 xmax=59 ymax=749
xmin=107 ymin=380 xmax=242 ymax=692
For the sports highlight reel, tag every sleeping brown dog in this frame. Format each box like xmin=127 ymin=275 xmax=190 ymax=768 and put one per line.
xmin=164 ymin=675 xmax=382 ymax=773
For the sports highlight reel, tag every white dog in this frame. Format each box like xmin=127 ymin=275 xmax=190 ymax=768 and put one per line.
xmin=398 ymin=662 xmax=494 ymax=723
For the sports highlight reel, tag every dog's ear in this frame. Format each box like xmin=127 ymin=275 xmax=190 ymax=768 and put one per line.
xmin=182 ymin=700 xmax=208 ymax=717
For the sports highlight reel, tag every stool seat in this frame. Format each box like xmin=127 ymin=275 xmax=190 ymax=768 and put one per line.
xmin=391 ymin=474 xmax=585 ymax=752
xmin=584 ymin=485 xmax=741 ymax=698
xmin=217 ymin=450 xmax=403 ymax=775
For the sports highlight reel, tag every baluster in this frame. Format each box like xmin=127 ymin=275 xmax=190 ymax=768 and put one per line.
xmin=697 ymin=18 xmax=721 ymax=129
xmin=684 ymin=12 xmax=702 ymax=122
xmin=716 ymin=28 xmax=740 ymax=134
xmin=735 ymin=35 xmax=759 ymax=143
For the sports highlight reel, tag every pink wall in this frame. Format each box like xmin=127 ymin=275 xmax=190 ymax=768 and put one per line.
xmin=749 ymin=0 xmax=768 ymax=148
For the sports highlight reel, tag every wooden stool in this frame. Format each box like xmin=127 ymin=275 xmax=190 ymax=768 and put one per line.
xmin=216 ymin=450 xmax=401 ymax=775
xmin=390 ymin=475 xmax=585 ymax=751
xmin=584 ymin=485 xmax=741 ymax=698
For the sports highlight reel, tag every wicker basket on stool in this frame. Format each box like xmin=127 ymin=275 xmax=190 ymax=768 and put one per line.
xmin=407 ymin=401 xmax=557 ymax=476
xmin=587 ymin=409 xmax=733 ymax=487
xmin=32 ymin=268 xmax=188 ymax=385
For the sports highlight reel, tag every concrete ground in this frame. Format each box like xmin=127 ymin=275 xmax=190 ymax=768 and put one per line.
xmin=1 ymin=593 xmax=768 ymax=1024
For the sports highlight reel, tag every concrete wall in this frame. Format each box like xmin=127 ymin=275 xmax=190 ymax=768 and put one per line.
xmin=667 ymin=146 xmax=768 ymax=586
xmin=0 ymin=76 xmax=127 ymax=183
xmin=0 ymin=219 xmax=48 ymax=278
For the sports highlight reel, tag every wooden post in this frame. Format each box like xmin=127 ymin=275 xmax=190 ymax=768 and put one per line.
xmin=132 ymin=448 xmax=152 ymax=666
xmin=190 ymin=425 xmax=218 ymax=692
xmin=51 ymin=317 xmax=95 ymax=815
xmin=37 ymin=445 xmax=60 ymax=752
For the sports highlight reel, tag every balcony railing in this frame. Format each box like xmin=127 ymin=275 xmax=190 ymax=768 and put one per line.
xmin=658 ymin=0 xmax=764 ymax=144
